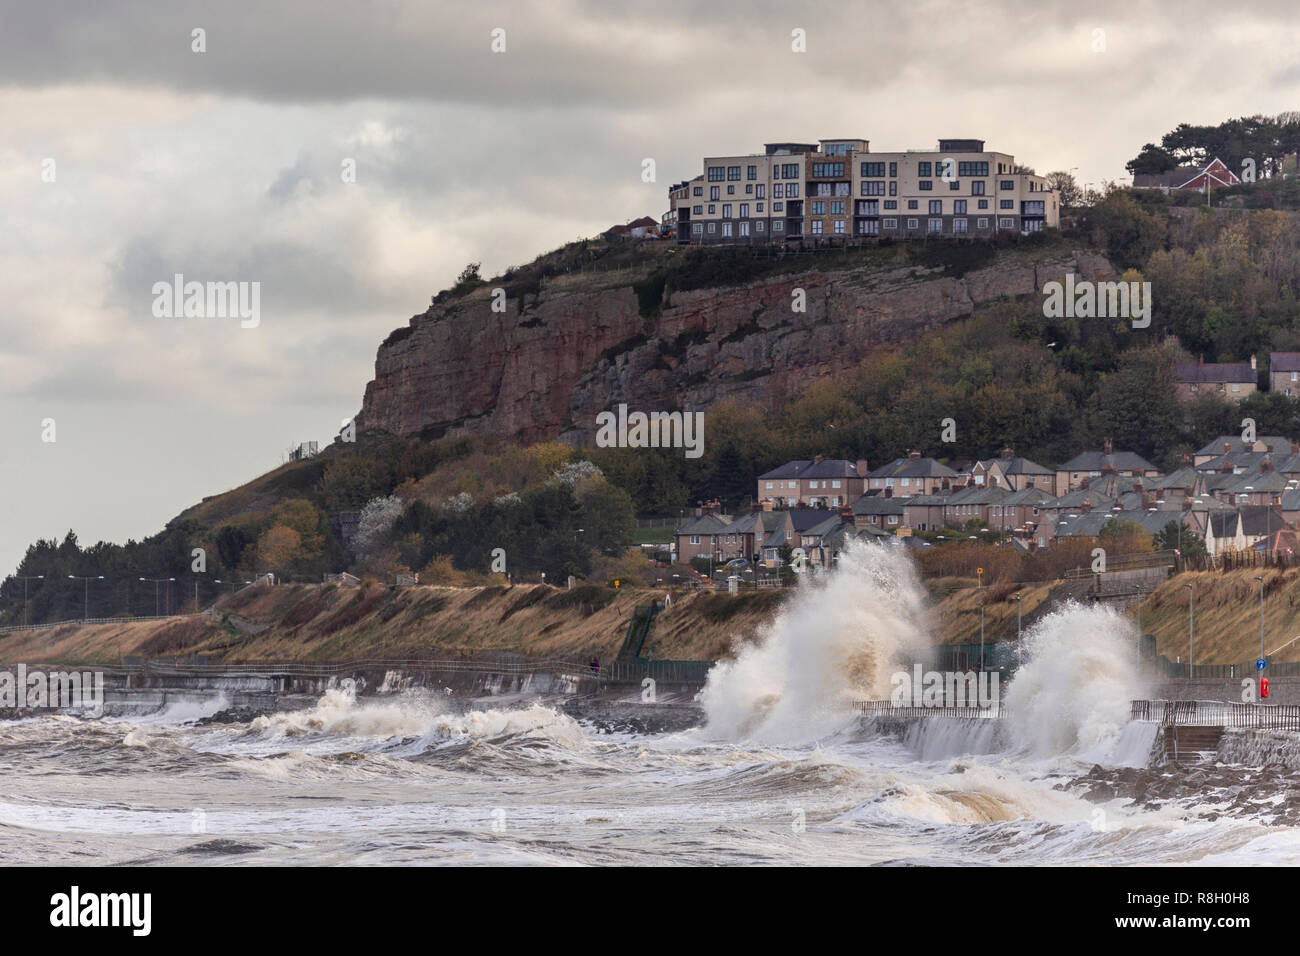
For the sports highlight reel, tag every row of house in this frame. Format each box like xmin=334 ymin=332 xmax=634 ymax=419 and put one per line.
xmin=677 ymin=436 xmax=1300 ymax=568
xmin=1172 ymin=352 xmax=1300 ymax=402
xmin=663 ymin=137 xmax=1059 ymax=245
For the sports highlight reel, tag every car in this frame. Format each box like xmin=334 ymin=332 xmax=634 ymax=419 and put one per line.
xmin=723 ymin=557 xmax=750 ymax=568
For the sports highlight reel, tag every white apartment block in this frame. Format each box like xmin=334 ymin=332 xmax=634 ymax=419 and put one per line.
xmin=668 ymin=138 xmax=1058 ymax=244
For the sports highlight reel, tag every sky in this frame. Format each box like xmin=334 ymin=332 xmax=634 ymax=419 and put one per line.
xmin=2 ymin=0 xmax=1299 ymax=577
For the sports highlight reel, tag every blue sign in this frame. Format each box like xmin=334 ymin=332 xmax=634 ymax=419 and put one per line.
xmin=1257 ymin=658 xmax=1268 ymax=671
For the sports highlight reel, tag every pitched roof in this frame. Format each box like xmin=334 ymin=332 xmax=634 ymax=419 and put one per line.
xmin=853 ymin=495 xmax=906 ymax=515
xmin=1195 ymin=435 xmax=1292 ymax=456
xmin=1272 ymin=353 xmax=1300 ymax=373
xmin=868 ymin=456 xmax=957 ymax=479
xmin=1058 ymin=450 xmax=1157 ymax=473
xmin=1173 ymin=362 xmax=1255 ymax=384
xmin=1240 ymin=505 xmax=1285 ymax=536
xmin=676 ymin=514 xmax=733 ymax=535
xmin=981 ymin=454 xmax=1052 ymax=476
xmin=758 ymin=459 xmax=863 ymax=480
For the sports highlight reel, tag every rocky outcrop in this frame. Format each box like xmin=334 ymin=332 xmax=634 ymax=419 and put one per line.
xmin=357 ymin=247 xmax=1118 ymax=446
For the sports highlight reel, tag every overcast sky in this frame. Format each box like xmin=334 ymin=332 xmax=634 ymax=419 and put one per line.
xmin=2 ymin=0 xmax=1298 ymax=577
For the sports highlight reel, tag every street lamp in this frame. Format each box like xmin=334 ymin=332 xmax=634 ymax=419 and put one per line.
xmin=67 ymin=574 xmax=104 ymax=621
xmin=1254 ymin=575 xmax=1265 ymax=665
xmin=1184 ymin=582 xmax=1195 ymax=679
xmin=16 ymin=574 xmax=44 ymax=627
xmin=1014 ymin=592 xmax=1022 ymax=641
xmin=1134 ymin=584 xmax=1143 ymax=665
xmin=139 ymin=577 xmax=176 ymax=616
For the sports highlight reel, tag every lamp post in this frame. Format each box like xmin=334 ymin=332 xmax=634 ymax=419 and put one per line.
xmin=979 ymin=602 xmax=985 ymax=672
xmin=1184 ymin=582 xmax=1195 ymax=678
xmin=139 ymin=577 xmax=175 ymax=616
xmin=67 ymin=574 xmax=104 ymax=621
xmin=1134 ymin=584 xmax=1143 ymax=665
xmin=17 ymin=574 xmax=44 ymax=627
xmin=1254 ymin=575 xmax=1265 ymax=664
xmin=1014 ymin=592 xmax=1022 ymax=641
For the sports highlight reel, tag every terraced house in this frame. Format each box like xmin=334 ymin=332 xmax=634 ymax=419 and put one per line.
xmin=670 ymin=137 xmax=1058 ymax=244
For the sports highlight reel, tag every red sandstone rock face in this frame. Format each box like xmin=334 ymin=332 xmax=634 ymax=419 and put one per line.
xmin=356 ymin=250 xmax=1116 ymax=446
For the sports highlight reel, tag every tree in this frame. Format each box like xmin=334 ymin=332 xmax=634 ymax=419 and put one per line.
xmin=1154 ymin=519 xmax=1206 ymax=558
xmin=1045 ymin=170 xmax=1083 ymax=208
xmin=1126 ymin=143 xmax=1178 ymax=176
xmin=255 ymin=525 xmax=303 ymax=573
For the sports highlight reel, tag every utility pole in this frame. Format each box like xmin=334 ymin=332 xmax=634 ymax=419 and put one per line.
xmin=1255 ymin=575 xmax=1266 ymax=664
xmin=1184 ymin=582 xmax=1195 ymax=678
xmin=67 ymin=575 xmax=104 ymax=621
xmin=17 ymin=574 xmax=44 ymax=627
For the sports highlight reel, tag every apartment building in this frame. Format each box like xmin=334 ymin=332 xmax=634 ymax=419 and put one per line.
xmin=674 ymin=137 xmax=1058 ymax=244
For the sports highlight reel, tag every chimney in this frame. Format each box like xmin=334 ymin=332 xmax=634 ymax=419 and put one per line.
xmin=1081 ymin=500 xmax=1092 ymax=513
xmin=761 ymin=499 xmax=774 ymax=512
xmin=1183 ymin=498 xmax=1192 ymax=512
xmin=1252 ymin=355 xmax=1258 ymax=371
xmin=856 ymin=458 xmax=868 ymax=477
xmin=1134 ymin=479 xmax=1143 ymax=493
xmin=1292 ymin=442 xmax=1298 ymax=455
xmin=1199 ymin=356 xmax=1205 ymax=366
xmin=1266 ymin=442 xmax=1274 ymax=453
xmin=1264 ymin=457 xmax=1275 ymax=473
xmin=838 ymin=505 xmax=854 ymax=524
xmin=813 ymin=454 xmax=824 ymax=464
xmin=1181 ymin=453 xmax=1191 ymax=466
xmin=1225 ymin=442 xmax=1231 ymax=454
xmin=884 ymin=488 xmax=893 ymax=498
xmin=1080 ymin=477 xmax=1090 ymax=489
xmin=1222 ymin=461 xmax=1233 ymax=474
xmin=1103 ymin=438 xmax=1113 ymax=456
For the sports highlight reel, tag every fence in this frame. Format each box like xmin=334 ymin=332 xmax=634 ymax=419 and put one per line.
xmin=1130 ymin=699 xmax=1300 ymax=731
xmin=0 ymin=613 xmax=194 ymax=636
xmin=853 ymin=700 xmax=1005 ymax=719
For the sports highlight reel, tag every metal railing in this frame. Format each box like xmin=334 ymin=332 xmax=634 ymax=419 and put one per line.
xmin=0 ymin=613 xmax=195 ymax=635
xmin=1130 ymin=699 xmax=1300 ymax=731
xmin=853 ymin=700 xmax=1005 ymax=719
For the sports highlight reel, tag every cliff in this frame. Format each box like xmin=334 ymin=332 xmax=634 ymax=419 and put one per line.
xmin=357 ymin=239 xmax=1119 ymax=446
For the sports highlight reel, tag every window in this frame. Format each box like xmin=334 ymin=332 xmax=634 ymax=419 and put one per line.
xmin=823 ymin=142 xmax=852 ymax=156
xmin=707 ymin=167 xmax=725 ymax=182
xmin=816 ymin=182 xmax=832 ymax=196
xmin=977 ymin=217 xmax=989 ymax=229
xmin=765 ymin=481 xmax=773 ymax=489
xmin=971 ymin=181 xmax=985 ymax=196
xmin=690 ymin=535 xmax=700 ymax=544
xmin=727 ymin=166 xmax=741 ymax=181
xmin=918 ymin=161 xmax=932 ymax=177
xmin=774 ymin=183 xmax=784 ymax=198
xmin=883 ymin=218 xmax=897 ymax=229
xmin=722 ymin=222 xmax=732 ymax=237
xmin=953 ymin=218 xmax=967 ymax=233
xmin=919 ymin=180 xmax=933 ymax=191
xmin=999 ymin=218 xmax=1014 ymax=228
xmin=1000 ymin=199 xmax=1014 ymax=209
xmin=773 ymin=220 xmax=783 ymax=231
xmin=978 ymin=199 xmax=988 ymax=209
xmin=888 ymin=515 xmax=898 ymax=525
xmin=692 ymin=222 xmax=703 ymax=234
xmin=929 ymin=200 xmax=942 ymax=214
xmin=745 ymin=184 xmax=753 ymax=194
xmin=884 ymin=200 xmax=897 ymax=209
xmin=747 ymin=165 xmax=757 ymax=180
xmin=727 ymin=185 xmax=735 ymax=195
xmin=830 ymin=200 xmax=845 ymax=214
xmin=710 ymin=186 xmax=720 ymax=201
xmin=756 ymin=220 xmax=765 ymax=232
xmin=811 ymin=220 xmax=823 ymax=234
xmin=856 ymin=200 xmax=878 ymax=215
xmin=1000 ymin=180 xmax=1014 ymax=190
xmin=835 ymin=182 xmax=850 ymax=196
xmin=958 ymin=162 xmax=989 ymax=177
xmin=786 ymin=183 xmax=800 ymax=198
xmin=954 ymin=199 xmax=966 ymax=214
xmin=811 ymin=200 xmax=826 ymax=215
xmin=708 ymin=204 xmax=715 ymax=214
xmin=812 ymin=162 xmax=845 ymax=178
xmin=774 ymin=201 xmax=784 ymax=211
xmin=889 ymin=162 xmax=897 ymax=177
xmin=692 ymin=205 xmax=702 ymax=215
xmin=756 ymin=184 xmax=766 ymax=199
xmin=1022 ymin=200 xmax=1046 ymax=215
xmin=834 ymin=219 xmax=845 ymax=233
xmin=859 ymin=218 xmax=879 ymax=236
xmin=708 ymin=221 xmax=717 ymax=233
xmin=907 ymin=200 xmax=918 ymax=210
xmin=739 ymin=203 xmax=750 ymax=218
xmin=861 ymin=181 xmax=886 ymax=196
xmin=693 ymin=187 xmax=702 ymax=197
xmin=739 ymin=221 xmax=750 ymax=237
xmin=722 ymin=204 xmax=732 ymax=218
xmin=928 ymin=218 xmax=942 ymax=233
xmin=889 ymin=181 xmax=897 ymax=196
xmin=907 ymin=218 xmax=918 ymax=228
xmin=832 ymin=480 xmax=842 ymax=488
xmin=860 ymin=161 xmax=886 ymax=177
xmin=782 ymin=163 xmax=799 ymax=179
xmin=756 ymin=202 xmax=764 ymax=213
